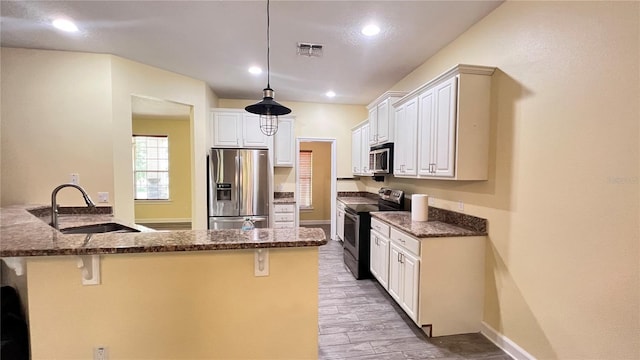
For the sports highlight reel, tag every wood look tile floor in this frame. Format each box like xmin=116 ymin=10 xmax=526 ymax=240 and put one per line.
xmin=311 ymin=225 xmax=511 ymax=360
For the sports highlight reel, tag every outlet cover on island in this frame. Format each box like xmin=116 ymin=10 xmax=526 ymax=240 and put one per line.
xmin=98 ymin=192 xmax=109 ymax=203
xmin=70 ymin=173 xmax=79 ymax=185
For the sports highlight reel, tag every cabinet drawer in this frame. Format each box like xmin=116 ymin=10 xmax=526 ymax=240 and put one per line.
xmin=371 ymin=218 xmax=390 ymax=237
xmin=390 ymin=227 xmax=420 ymax=256
xmin=274 ymin=213 xmax=295 ymax=222
xmin=273 ymin=222 xmax=294 ymax=229
xmin=274 ymin=204 xmax=295 ymax=213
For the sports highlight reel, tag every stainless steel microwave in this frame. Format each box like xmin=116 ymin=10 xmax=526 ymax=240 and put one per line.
xmin=369 ymin=143 xmax=394 ymax=175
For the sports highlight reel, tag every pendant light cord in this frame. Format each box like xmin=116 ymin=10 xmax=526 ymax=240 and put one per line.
xmin=266 ymin=0 xmax=271 ymax=89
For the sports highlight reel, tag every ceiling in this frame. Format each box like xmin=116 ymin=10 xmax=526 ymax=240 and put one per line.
xmin=1 ymin=1 xmax=503 ymax=106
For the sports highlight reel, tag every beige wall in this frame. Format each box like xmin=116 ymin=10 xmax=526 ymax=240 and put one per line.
xmin=300 ymin=142 xmax=332 ymax=221
xmin=111 ymin=56 xmax=211 ymax=229
xmin=27 ymin=248 xmax=319 ymax=359
xmin=132 ymin=115 xmax=192 ymax=222
xmin=363 ymin=1 xmax=639 ymax=359
xmin=218 ymin=98 xmax=367 ymax=192
xmin=1 ymin=48 xmax=114 ymax=207
xmin=0 ymin=48 xmax=215 ymax=229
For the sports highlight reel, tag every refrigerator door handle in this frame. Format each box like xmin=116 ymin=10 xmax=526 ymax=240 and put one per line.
xmin=236 ymin=154 xmax=241 ymax=210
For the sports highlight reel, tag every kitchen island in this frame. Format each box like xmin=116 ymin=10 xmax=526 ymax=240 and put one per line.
xmin=1 ymin=205 xmax=326 ymax=359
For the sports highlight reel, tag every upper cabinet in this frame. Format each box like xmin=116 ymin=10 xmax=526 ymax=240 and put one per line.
xmin=367 ymin=91 xmax=407 ymax=146
xmin=274 ymin=117 xmax=295 ymax=167
xmin=351 ymin=121 xmax=372 ymax=176
xmin=211 ymin=109 xmax=270 ymax=148
xmin=393 ymin=64 xmax=495 ymax=181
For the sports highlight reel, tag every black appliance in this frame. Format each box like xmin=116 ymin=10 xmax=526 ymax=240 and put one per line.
xmin=343 ymin=187 xmax=404 ymax=279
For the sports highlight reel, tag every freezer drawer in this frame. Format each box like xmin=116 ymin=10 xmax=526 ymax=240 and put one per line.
xmin=208 ymin=216 xmax=269 ymax=230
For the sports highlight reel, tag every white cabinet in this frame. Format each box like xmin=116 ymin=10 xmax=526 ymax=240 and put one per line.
xmin=211 ymin=109 xmax=270 ymax=148
xmin=351 ymin=121 xmax=371 ymax=176
xmin=393 ymin=97 xmax=418 ymax=176
xmin=273 ymin=203 xmax=295 ymax=228
xmin=336 ymin=201 xmax=346 ymax=241
xmin=370 ymin=218 xmax=391 ymax=289
xmin=274 ymin=117 xmax=294 ymax=167
xmin=360 ymin=123 xmax=370 ymax=175
xmin=418 ymin=77 xmax=456 ymax=177
xmin=389 ymin=234 xmax=420 ymax=323
xmin=351 ymin=126 xmax=361 ymax=175
xmin=371 ymin=215 xmax=486 ymax=337
xmin=367 ymin=91 xmax=406 ymax=146
xmin=393 ymin=64 xmax=495 ymax=180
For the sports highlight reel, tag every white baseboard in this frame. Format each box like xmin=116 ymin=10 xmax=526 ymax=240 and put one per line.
xmin=135 ymin=218 xmax=192 ymax=224
xmin=480 ymin=321 xmax=535 ymax=360
xmin=299 ymin=220 xmax=331 ymax=225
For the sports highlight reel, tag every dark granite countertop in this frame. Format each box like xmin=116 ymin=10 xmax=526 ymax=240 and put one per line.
xmin=0 ymin=205 xmax=326 ymax=257
xmin=371 ymin=211 xmax=487 ymax=238
xmin=273 ymin=198 xmax=296 ymax=204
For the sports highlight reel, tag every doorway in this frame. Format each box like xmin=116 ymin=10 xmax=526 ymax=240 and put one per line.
xmin=296 ymin=138 xmax=337 ymax=241
xmin=131 ymin=95 xmax=193 ymax=230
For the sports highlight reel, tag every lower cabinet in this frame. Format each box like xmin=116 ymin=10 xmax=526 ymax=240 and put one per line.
xmin=273 ymin=203 xmax=295 ymax=228
xmin=336 ymin=201 xmax=346 ymax=241
xmin=370 ymin=217 xmax=486 ymax=337
xmin=369 ymin=229 xmax=390 ymax=289
xmin=389 ymin=237 xmax=420 ymax=323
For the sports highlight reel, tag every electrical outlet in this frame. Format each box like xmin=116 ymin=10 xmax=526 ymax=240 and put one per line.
xmin=70 ymin=173 xmax=80 ymax=185
xmin=458 ymin=200 xmax=464 ymax=211
xmin=94 ymin=346 xmax=108 ymax=360
xmin=428 ymin=197 xmax=436 ymax=206
xmin=98 ymin=192 xmax=109 ymax=203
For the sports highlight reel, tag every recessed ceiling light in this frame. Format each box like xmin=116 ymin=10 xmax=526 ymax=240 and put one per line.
xmin=361 ymin=24 xmax=380 ymax=37
xmin=326 ymin=91 xmax=336 ymax=98
xmin=248 ymin=66 xmax=262 ymax=75
xmin=52 ymin=18 xmax=79 ymax=33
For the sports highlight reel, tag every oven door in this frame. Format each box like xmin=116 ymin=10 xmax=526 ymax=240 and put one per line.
xmin=343 ymin=210 xmax=359 ymax=260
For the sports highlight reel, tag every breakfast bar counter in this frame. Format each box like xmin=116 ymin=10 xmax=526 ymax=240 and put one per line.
xmin=0 ymin=205 xmax=326 ymax=257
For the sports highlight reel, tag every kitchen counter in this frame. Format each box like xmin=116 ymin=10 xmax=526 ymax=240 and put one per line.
xmin=337 ymin=196 xmax=378 ymax=205
xmin=0 ymin=205 xmax=326 ymax=257
xmin=273 ymin=197 xmax=296 ymax=204
xmin=371 ymin=211 xmax=487 ymax=238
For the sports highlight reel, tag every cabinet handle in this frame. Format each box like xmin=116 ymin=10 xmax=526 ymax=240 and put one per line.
xmin=400 ymin=253 xmax=404 ymax=264
xmin=398 ymin=252 xmax=402 ymax=263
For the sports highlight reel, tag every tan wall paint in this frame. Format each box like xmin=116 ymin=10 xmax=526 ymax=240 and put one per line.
xmin=110 ymin=56 xmax=211 ymax=229
xmin=300 ymin=142 xmax=332 ymax=221
xmin=0 ymin=48 xmax=114 ymax=207
xmin=363 ymin=1 xmax=639 ymax=359
xmin=27 ymin=248 xmax=319 ymax=359
xmin=0 ymin=48 xmax=214 ymax=229
xmin=132 ymin=115 xmax=192 ymax=221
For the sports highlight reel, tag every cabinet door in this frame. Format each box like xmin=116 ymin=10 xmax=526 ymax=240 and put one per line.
xmin=242 ymin=114 xmax=269 ymax=148
xmin=337 ymin=209 xmax=345 ymax=241
xmin=351 ymin=127 xmax=361 ymax=174
xmin=378 ymin=235 xmax=390 ymax=289
xmin=402 ymin=97 xmax=418 ymax=176
xmin=368 ymin=107 xmax=378 ymax=145
xmin=388 ymin=242 xmax=403 ymax=303
xmin=370 ymin=231 xmax=380 ymax=280
xmin=393 ymin=105 xmax=405 ymax=175
xmin=213 ymin=112 xmax=242 ymax=147
xmin=274 ymin=117 xmax=294 ymax=167
xmin=401 ymin=250 xmax=420 ymax=323
xmin=432 ymin=77 xmax=458 ymax=177
xmin=360 ymin=124 xmax=370 ymax=175
xmin=418 ymin=89 xmax=435 ymax=175
xmin=377 ymin=99 xmax=390 ymax=143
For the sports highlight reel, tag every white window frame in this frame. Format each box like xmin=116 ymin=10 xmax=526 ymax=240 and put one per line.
xmin=133 ymin=135 xmax=170 ymax=200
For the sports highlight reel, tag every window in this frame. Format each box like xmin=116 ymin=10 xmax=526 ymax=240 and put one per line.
xmin=133 ymin=135 xmax=169 ymax=200
xmin=299 ymin=150 xmax=312 ymax=208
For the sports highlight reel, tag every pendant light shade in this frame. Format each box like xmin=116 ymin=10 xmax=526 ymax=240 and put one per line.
xmin=245 ymin=0 xmax=291 ymax=136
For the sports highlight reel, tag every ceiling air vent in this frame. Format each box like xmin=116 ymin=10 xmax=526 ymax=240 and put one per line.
xmin=297 ymin=43 xmax=323 ymax=57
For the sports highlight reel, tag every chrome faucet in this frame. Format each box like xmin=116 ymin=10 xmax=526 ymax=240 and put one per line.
xmin=51 ymin=183 xmax=96 ymax=229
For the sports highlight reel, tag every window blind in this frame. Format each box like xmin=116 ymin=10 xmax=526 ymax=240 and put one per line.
xmin=133 ymin=135 xmax=170 ymax=200
xmin=299 ymin=150 xmax=313 ymax=208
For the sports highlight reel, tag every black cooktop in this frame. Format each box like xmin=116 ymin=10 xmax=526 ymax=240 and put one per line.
xmin=344 ymin=203 xmax=379 ymax=214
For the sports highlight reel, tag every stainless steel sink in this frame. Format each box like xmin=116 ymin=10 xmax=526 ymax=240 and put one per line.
xmin=60 ymin=222 xmax=140 ymax=234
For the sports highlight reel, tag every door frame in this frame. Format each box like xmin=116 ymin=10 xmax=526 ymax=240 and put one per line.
xmin=295 ymin=137 xmax=337 ymax=241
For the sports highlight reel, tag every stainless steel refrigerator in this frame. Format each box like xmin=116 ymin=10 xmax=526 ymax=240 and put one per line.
xmin=208 ymin=148 xmax=270 ymax=229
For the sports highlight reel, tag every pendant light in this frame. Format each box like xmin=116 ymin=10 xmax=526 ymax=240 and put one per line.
xmin=245 ymin=0 xmax=291 ymax=136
